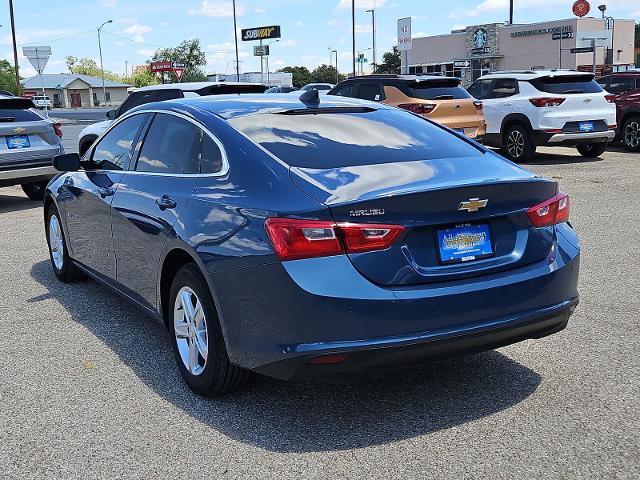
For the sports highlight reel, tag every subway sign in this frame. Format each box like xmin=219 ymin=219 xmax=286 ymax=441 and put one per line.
xmin=241 ymin=25 xmax=281 ymax=41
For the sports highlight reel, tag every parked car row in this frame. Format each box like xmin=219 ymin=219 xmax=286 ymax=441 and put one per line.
xmin=326 ymin=70 xmax=628 ymax=162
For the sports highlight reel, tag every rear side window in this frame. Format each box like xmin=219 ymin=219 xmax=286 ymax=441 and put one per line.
xmin=136 ymin=114 xmax=202 ymax=174
xmin=201 ymin=134 xmax=224 ymax=174
xmin=491 ymin=78 xmax=518 ymax=98
xmin=0 ymin=108 xmax=42 ymax=122
xmin=406 ymin=80 xmax=471 ymax=100
xmin=154 ymin=89 xmax=183 ymax=102
xmin=119 ymin=91 xmax=156 ymax=115
xmin=228 ymin=108 xmax=481 ymax=169
xmin=91 ymin=114 xmax=147 ymax=170
xmin=357 ymin=83 xmax=385 ymax=101
xmin=530 ymin=75 xmax=603 ymax=94
xmin=330 ymin=83 xmax=358 ymax=98
xmin=605 ymin=77 xmax=636 ymax=95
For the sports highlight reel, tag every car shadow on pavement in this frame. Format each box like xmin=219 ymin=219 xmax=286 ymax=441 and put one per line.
xmin=0 ymin=192 xmax=41 ymax=214
xmin=30 ymin=259 xmax=542 ymax=453
xmin=524 ymin=152 xmax=605 ymax=166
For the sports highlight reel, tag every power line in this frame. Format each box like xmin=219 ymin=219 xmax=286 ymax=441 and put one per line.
xmin=101 ymin=30 xmax=165 ymax=49
xmin=16 ymin=29 xmax=94 ymax=47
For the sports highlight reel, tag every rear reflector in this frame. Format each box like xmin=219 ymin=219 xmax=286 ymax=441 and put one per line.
xmin=473 ymin=100 xmax=483 ymax=111
xmin=265 ymin=218 xmax=405 ymax=261
xmin=529 ymin=97 xmax=566 ymax=107
xmin=306 ymin=353 xmax=350 ymax=365
xmin=397 ymin=103 xmax=436 ymax=115
xmin=604 ymin=94 xmax=617 ymax=104
xmin=527 ymin=192 xmax=570 ymax=227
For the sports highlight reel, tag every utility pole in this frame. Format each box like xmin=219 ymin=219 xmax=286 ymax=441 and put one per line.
xmin=97 ymin=20 xmax=112 ymax=106
xmin=9 ymin=0 xmax=20 ymax=95
xmin=125 ymin=60 xmax=128 ymax=77
xmin=509 ymin=0 xmax=514 ymax=25
xmin=351 ymin=0 xmax=356 ymax=77
xmin=332 ymin=49 xmax=338 ymax=84
xmin=232 ymin=0 xmax=240 ymax=81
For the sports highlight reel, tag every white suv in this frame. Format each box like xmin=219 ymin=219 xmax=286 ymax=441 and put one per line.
xmin=467 ymin=70 xmax=616 ymax=162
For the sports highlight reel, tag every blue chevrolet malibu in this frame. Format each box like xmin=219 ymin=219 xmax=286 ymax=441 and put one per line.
xmin=44 ymin=93 xmax=580 ymax=397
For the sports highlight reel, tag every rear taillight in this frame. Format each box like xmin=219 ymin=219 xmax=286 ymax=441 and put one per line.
xmin=473 ymin=100 xmax=483 ymax=111
xmin=397 ymin=103 xmax=436 ymax=115
xmin=604 ymin=94 xmax=617 ymax=104
xmin=529 ymin=98 xmax=566 ymax=107
xmin=265 ymin=218 xmax=405 ymax=261
xmin=53 ymin=122 xmax=63 ymax=138
xmin=527 ymin=193 xmax=570 ymax=227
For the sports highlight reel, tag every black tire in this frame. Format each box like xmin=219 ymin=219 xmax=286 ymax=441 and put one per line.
xmin=502 ymin=124 xmax=536 ymax=162
xmin=168 ymin=263 xmax=249 ymax=397
xmin=45 ymin=204 xmax=84 ymax=282
xmin=576 ymin=142 xmax=607 ymax=158
xmin=621 ymin=116 xmax=640 ymax=152
xmin=78 ymin=135 xmax=98 ymax=157
xmin=21 ymin=181 xmax=48 ymax=201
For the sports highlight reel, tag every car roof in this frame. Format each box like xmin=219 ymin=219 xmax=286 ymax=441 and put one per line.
xmin=134 ymin=81 xmax=265 ymax=92
xmin=340 ymin=74 xmax=455 ymax=83
xmin=142 ymin=93 xmax=392 ymax=120
xmin=478 ymin=70 xmax=594 ymax=80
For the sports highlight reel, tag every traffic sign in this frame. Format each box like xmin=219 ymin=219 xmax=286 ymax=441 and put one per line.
xmin=572 ymin=0 xmax=590 ymax=17
xmin=174 ymin=68 xmax=184 ymax=82
xmin=22 ymin=46 xmax=52 ymax=74
xmin=570 ymin=47 xmax=595 ymax=54
xmin=397 ymin=17 xmax=412 ymax=51
xmin=454 ymin=60 xmax=471 ymax=68
xmin=552 ymin=32 xmax=574 ymax=40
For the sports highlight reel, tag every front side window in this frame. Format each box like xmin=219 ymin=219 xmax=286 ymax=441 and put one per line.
xmin=90 ymin=114 xmax=147 ymax=170
xmin=467 ymin=79 xmax=494 ymax=100
xmin=136 ymin=114 xmax=202 ymax=174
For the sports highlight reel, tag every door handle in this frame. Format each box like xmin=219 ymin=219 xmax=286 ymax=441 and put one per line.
xmin=63 ymin=177 xmax=74 ymax=187
xmin=98 ymin=187 xmax=115 ymax=198
xmin=155 ymin=195 xmax=177 ymax=210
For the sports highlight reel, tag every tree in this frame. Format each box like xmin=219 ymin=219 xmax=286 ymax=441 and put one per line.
xmin=0 ymin=60 xmax=18 ymax=94
xmin=151 ymin=39 xmax=207 ymax=82
xmin=311 ymin=64 xmax=345 ymax=84
xmin=65 ymin=55 xmax=120 ymax=81
xmin=277 ymin=66 xmax=313 ymax=88
xmin=374 ymin=47 xmax=401 ymax=74
xmin=122 ymin=65 xmax=158 ymax=88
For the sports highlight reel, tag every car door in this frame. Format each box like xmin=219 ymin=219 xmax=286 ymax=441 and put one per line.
xmin=110 ymin=112 xmax=202 ymax=309
xmin=468 ymin=79 xmax=511 ymax=135
xmin=62 ymin=113 xmax=149 ymax=279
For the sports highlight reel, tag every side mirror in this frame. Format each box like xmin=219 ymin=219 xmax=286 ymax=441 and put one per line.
xmin=106 ymin=109 xmax=117 ymax=120
xmin=53 ymin=153 xmax=81 ymax=172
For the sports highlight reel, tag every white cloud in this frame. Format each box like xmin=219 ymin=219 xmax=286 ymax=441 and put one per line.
xmin=137 ymin=48 xmax=155 ymax=56
xmin=451 ymin=24 xmax=466 ymax=30
xmin=355 ymin=24 xmax=372 ymax=33
xmin=280 ymin=39 xmax=298 ymax=47
xmin=122 ymin=23 xmax=152 ymax=43
xmin=336 ymin=0 xmax=387 ymax=9
xmin=327 ymin=19 xmax=341 ymax=27
xmin=188 ymin=1 xmax=246 ymax=17
xmin=448 ymin=12 xmax=460 ymax=19
xmin=103 ymin=0 xmax=117 ymax=6
xmin=254 ymin=7 xmax=267 ymax=13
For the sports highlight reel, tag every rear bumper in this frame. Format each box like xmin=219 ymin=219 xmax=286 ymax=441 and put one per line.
xmin=0 ymin=165 xmax=57 ymax=187
xmin=211 ymin=224 xmax=581 ymax=379
xmin=532 ymin=129 xmax=615 ymax=146
xmin=255 ymin=299 xmax=576 ymax=380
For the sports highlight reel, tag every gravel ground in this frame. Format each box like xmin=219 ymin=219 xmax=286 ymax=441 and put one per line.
xmin=0 ymin=145 xmax=638 ymax=479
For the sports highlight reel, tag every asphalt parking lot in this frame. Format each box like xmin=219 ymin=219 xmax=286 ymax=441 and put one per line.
xmin=0 ymin=136 xmax=638 ymax=478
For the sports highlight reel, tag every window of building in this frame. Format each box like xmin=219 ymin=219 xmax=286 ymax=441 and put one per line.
xmin=105 ymin=92 xmax=111 ymax=103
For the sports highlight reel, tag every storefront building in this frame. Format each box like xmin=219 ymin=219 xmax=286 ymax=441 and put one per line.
xmin=404 ymin=17 xmax=637 ymax=85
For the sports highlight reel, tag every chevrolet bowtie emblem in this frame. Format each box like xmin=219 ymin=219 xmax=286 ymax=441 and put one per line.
xmin=458 ymin=198 xmax=488 ymax=212
xmin=13 ymin=127 xmax=26 ymax=134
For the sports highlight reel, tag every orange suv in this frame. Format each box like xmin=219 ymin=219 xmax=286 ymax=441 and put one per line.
xmin=328 ymin=74 xmax=486 ymax=140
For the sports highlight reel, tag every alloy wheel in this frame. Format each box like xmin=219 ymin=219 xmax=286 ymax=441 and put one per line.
xmin=624 ymin=121 xmax=640 ymax=149
xmin=173 ymin=286 xmax=208 ymax=376
xmin=48 ymin=214 xmax=64 ymax=271
xmin=507 ymin=130 xmax=525 ymax=158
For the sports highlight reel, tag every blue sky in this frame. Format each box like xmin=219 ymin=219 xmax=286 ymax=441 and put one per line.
xmin=2 ymin=0 xmax=639 ymax=79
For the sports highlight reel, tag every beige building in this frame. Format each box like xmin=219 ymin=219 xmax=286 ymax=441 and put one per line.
xmin=22 ymin=74 xmax=131 ymax=108
xmin=404 ymin=17 xmax=637 ymax=85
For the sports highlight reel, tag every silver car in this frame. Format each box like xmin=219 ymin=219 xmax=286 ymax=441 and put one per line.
xmin=0 ymin=95 xmax=64 ymax=200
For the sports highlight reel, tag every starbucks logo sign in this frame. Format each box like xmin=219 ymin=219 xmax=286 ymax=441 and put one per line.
xmin=473 ymin=28 xmax=488 ymax=48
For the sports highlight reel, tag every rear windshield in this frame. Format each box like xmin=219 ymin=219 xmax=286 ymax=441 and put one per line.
xmin=228 ymin=108 xmax=481 ymax=169
xmin=0 ymin=108 xmax=42 ymax=122
xmin=530 ymin=75 xmax=603 ymax=94
xmin=407 ymin=80 xmax=470 ymax=100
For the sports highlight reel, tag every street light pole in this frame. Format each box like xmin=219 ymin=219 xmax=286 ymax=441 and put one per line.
xmin=266 ymin=39 xmax=279 ymax=87
xmin=332 ymin=49 xmax=338 ymax=84
xmin=351 ymin=0 xmax=356 ymax=77
xmin=97 ymin=19 xmax=112 ymax=106
xmin=366 ymin=5 xmax=376 ymax=73
xmin=9 ymin=0 xmax=20 ymax=95
xmin=232 ymin=0 xmax=240 ymax=81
